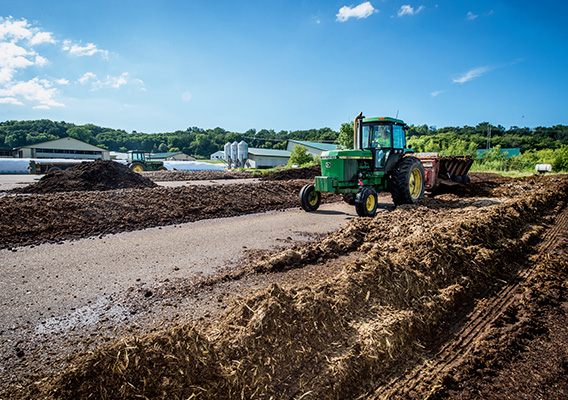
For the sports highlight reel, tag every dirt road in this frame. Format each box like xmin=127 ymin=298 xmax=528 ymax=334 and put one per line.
xmin=0 ymin=202 xmax=357 ymax=334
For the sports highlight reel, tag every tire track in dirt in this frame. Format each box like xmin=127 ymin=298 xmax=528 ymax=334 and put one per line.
xmin=371 ymin=205 xmax=568 ymax=400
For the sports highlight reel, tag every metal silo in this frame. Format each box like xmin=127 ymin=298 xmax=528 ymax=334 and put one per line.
xmin=237 ymin=141 xmax=248 ymax=163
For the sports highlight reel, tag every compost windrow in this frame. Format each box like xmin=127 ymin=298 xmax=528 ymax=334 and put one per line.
xmin=2 ymin=174 xmax=568 ymax=400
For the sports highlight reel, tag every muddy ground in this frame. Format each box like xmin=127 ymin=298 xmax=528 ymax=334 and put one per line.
xmin=1 ymin=166 xmax=567 ymax=399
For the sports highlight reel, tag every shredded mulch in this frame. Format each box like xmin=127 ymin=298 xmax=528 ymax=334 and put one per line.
xmin=260 ymin=165 xmax=321 ymax=181
xmin=12 ymin=160 xmax=157 ymax=194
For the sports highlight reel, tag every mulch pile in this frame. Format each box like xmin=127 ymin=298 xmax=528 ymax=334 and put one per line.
xmin=13 ymin=160 xmax=157 ymax=194
xmin=13 ymin=175 xmax=567 ymax=400
xmin=141 ymin=169 xmax=252 ymax=181
xmin=1 ymin=179 xmax=334 ymax=249
xmin=261 ymin=165 xmax=321 ymax=181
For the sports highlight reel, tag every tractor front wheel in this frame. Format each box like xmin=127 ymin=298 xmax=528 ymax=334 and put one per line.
xmin=355 ymin=187 xmax=378 ymax=217
xmin=130 ymin=162 xmax=146 ymax=172
xmin=299 ymin=184 xmax=321 ymax=212
xmin=390 ymin=156 xmax=425 ymax=205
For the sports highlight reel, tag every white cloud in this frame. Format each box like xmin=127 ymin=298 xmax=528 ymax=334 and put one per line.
xmin=336 ymin=2 xmax=378 ymax=22
xmin=62 ymin=40 xmax=109 ymax=58
xmin=0 ymin=67 xmax=14 ymax=84
xmin=467 ymin=12 xmax=478 ymax=20
xmin=0 ymin=42 xmax=34 ymax=69
xmin=56 ymin=78 xmax=69 ymax=85
xmin=78 ymin=72 xmax=144 ymax=91
xmin=0 ymin=17 xmax=56 ymax=46
xmin=0 ymin=77 xmax=64 ymax=108
xmin=0 ymin=96 xmax=24 ymax=105
xmin=35 ymin=55 xmax=48 ymax=67
xmin=398 ymin=5 xmax=425 ymax=17
xmin=452 ymin=66 xmax=491 ymax=84
xmin=431 ymin=90 xmax=443 ymax=97
xmin=104 ymin=72 xmax=129 ymax=89
xmin=78 ymin=72 xmax=97 ymax=85
xmin=0 ymin=20 xmax=55 ymax=88
xmin=0 ymin=17 xmax=33 ymax=42
xmin=30 ymin=31 xmax=55 ymax=46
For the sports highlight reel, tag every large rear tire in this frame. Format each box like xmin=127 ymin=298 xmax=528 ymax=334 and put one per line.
xmin=390 ymin=157 xmax=425 ymax=206
xmin=299 ymin=184 xmax=321 ymax=212
xmin=355 ymin=187 xmax=378 ymax=217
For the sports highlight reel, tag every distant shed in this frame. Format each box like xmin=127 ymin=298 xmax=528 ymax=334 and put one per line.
xmin=246 ymin=148 xmax=291 ymax=169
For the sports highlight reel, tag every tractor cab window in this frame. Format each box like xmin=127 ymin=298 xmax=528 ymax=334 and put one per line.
xmin=393 ymin=125 xmax=406 ymax=149
xmin=371 ymin=125 xmax=392 ymax=148
xmin=361 ymin=125 xmax=371 ymax=149
xmin=362 ymin=125 xmax=392 ymax=149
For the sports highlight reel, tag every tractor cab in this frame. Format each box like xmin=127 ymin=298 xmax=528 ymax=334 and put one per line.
xmin=127 ymin=150 xmax=147 ymax=163
xmin=357 ymin=117 xmax=409 ymax=172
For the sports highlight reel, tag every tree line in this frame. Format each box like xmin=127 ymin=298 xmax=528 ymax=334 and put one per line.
xmin=1 ymin=119 xmax=567 ymax=170
xmin=0 ymin=119 xmax=337 ymax=158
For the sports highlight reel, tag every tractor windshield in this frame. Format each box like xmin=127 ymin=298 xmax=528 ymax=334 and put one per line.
xmin=362 ymin=124 xmax=392 ymax=149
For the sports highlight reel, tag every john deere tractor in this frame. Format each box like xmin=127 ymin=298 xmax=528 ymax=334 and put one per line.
xmin=127 ymin=150 xmax=167 ymax=172
xmin=300 ymin=112 xmax=425 ymax=217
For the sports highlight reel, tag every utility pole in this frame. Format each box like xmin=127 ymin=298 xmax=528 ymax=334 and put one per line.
xmin=486 ymin=125 xmax=492 ymax=150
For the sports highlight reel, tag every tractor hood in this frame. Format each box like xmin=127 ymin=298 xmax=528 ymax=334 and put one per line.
xmin=321 ymin=149 xmax=373 ymax=159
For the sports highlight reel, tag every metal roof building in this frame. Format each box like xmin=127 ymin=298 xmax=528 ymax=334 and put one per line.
xmin=14 ymin=137 xmax=110 ymax=160
xmin=246 ymin=148 xmax=291 ymax=169
xmin=286 ymin=140 xmax=339 ymax=157
xmin=147 ymin=151 xmax=195 ymax=161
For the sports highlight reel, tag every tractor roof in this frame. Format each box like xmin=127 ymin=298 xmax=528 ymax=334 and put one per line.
xmin=362 ymin=117 xmax=406 ymax=126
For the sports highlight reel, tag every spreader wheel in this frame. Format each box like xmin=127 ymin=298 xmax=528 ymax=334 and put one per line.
xmin=355 ymin=187 xmax=378 ymax=217
xmin=390 ymin=157 xmax=425 ymax=206
xmin=299 ymin=184 xmax=321 ymax=212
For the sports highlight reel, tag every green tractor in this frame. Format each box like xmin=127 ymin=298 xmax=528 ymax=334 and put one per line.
xmin=300 ymin=113 xmax=425 ymax=217
xmin=127 ymin=150 xmax=167 ymax=172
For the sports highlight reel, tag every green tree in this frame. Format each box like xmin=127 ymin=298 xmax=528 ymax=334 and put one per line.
xmin=553 ymin=145 xmax=568 ymax=172
xmin=67 ymin=126 xmax=94 ymax=143
xmin=288 ymin=144 xmax=314 ymax=166
xmin=336 ymin=122 xmax=354 ymax=149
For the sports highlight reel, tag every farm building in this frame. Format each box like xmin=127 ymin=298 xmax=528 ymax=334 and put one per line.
xmin=286 ymin=140 xmax=339 ymax=157
xmin=210 ymin=150 xmax=224 ymax=160
xmin=148 ymin=151 xmax=195 ymax=161
xmin=14 ymin=137 xmax=110 ymax=160
xmin=246 ymin=148 xmax=291 ymax=169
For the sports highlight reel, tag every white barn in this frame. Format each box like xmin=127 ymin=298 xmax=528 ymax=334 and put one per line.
xmin=15 ymin=137 xmax=110 ymax=160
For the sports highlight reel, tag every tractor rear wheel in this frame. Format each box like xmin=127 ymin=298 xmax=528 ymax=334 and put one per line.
xmin=390 ymin=156 xmax=425 ymax=205
xmin=299 ymin=184 xmax=321 ymax=212
xmin=355 ymin=187 xmax=378 ymax=217
xmin=130 ymin=162 xmax=146 ymax=172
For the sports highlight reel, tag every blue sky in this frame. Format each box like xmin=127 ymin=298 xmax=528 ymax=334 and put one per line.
xmin=0 ymin=1 xmax=567 ymax=133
